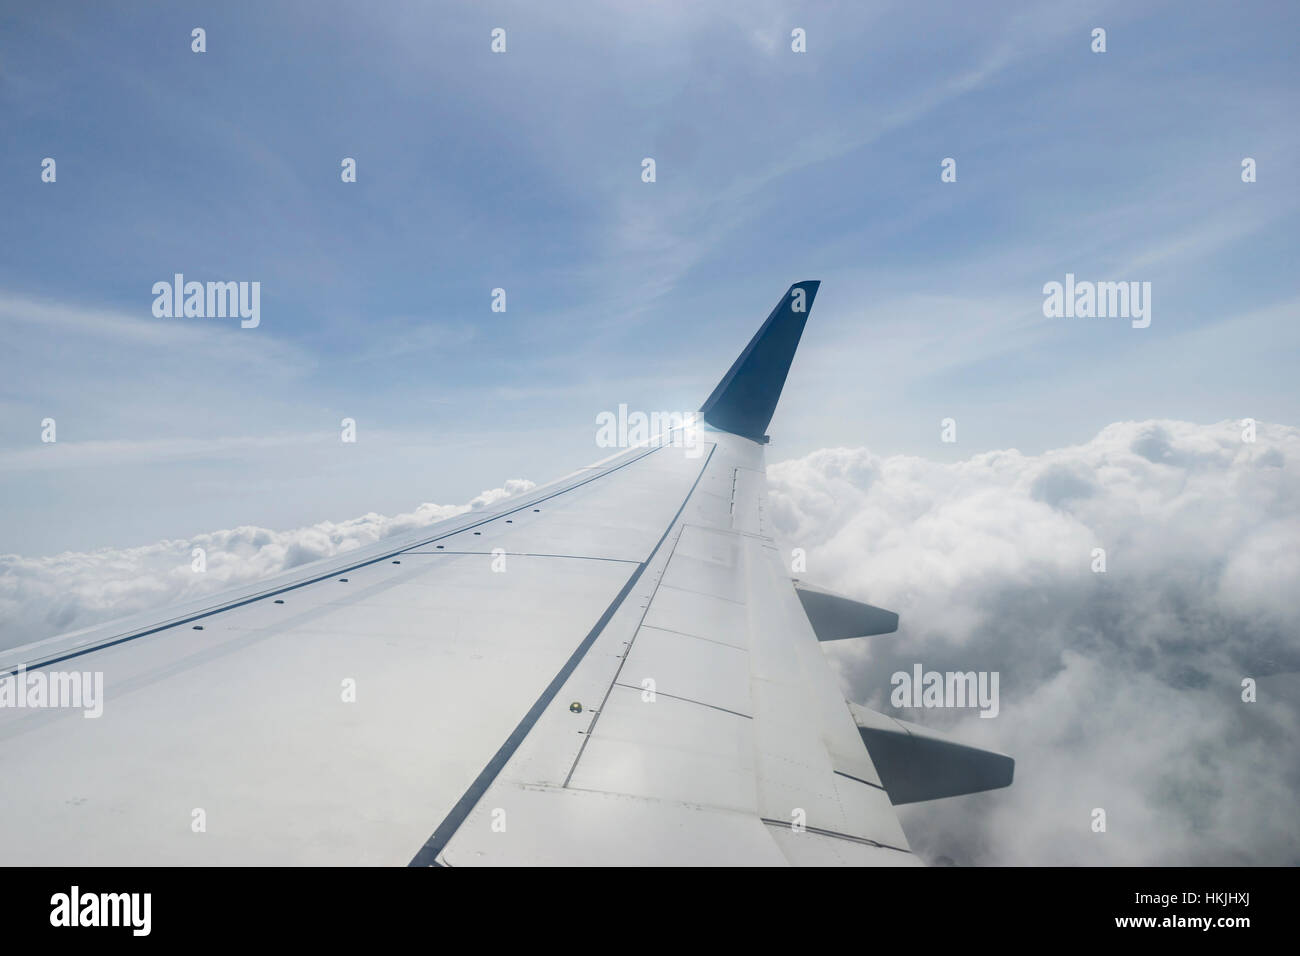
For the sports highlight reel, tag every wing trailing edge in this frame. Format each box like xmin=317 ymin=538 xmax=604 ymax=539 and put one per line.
xmin=699 ymin=281 xmax=820 ymax=442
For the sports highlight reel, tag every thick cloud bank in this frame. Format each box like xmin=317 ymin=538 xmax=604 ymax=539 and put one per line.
xmin=2 ymin=420 xmax=1296 ymax=865
xmin=0 ymin=480 xmax=535 ymax=652
xmin=767 ymin=420 xmax=1300 ymax=865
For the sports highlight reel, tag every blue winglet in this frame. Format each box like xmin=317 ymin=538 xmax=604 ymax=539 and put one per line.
xmin=699 ymin=281 xmax=820 ymax=442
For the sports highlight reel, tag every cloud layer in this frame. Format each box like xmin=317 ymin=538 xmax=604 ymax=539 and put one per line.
xmin=0 ymin=480 xmax=535 ymax=652
xmin=767 ymin=419 xmax=1300 ymax=865
xmin=2 ymin=419 xmax=1295 ymax=864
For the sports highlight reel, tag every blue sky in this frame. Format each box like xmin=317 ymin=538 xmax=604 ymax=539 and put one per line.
xmin=1 ymin=0 xmax=1297 ymax=554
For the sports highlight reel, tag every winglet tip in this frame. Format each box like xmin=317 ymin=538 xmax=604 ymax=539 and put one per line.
xmin=699 ymin=281 xmax=822 ymax=442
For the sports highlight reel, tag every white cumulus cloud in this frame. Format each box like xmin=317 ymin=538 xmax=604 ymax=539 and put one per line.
xmin=2 ymin=419 xmax=1296 ymax=865
xmin=0 ymin=480 xmax=535 ymax=652
xmin=767 ymin=419 xmax=1300 ymax=865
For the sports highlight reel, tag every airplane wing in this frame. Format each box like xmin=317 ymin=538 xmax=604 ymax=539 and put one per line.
xmin=0 ymin=281 xmax=1009 ymax=866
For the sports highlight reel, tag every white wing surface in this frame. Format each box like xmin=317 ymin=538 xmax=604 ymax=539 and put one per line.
xmin=0 ymin=282 xmax=1008 ymax=866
